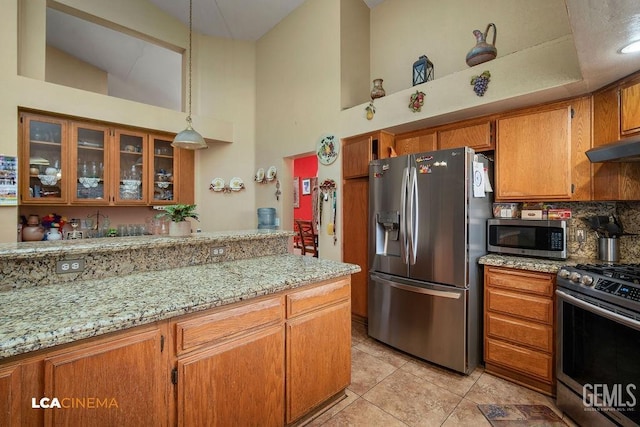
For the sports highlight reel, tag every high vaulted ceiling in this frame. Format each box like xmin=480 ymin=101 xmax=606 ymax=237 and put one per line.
xmin=45 ymin=1 xmax=640 ymax=110
xmin=147 ymin=0 xmax=385 ymax=41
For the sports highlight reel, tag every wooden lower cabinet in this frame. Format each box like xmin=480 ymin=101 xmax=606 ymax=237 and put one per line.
xmin=0 ymin=277 xmax=352 ymax=426
xmin=484 ymin=266 xmax=556 ymax=396
xmin=0 ymin=364 xmax=21 ymax=427
xmin=286 ymin=280 xmax=351 ymax=424
xmin=176 ymin=326 xmax=285 ymax=427
xmin=43 ymin=327 xmax=167 ymax=427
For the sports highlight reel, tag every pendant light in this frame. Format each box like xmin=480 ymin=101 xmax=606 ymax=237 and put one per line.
xmin=172 ymin=0 xmax=208 ymax=150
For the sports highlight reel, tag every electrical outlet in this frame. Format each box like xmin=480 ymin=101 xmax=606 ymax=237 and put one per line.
xmin=576 ymin=228 xmax=586 ymax=243
xmin=56 ymin=259 xmax=86 ymax=274
xmin=210 ymin=247 xmax=226 ymax=257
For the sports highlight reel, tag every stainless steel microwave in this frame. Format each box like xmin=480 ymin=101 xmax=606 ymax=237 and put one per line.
xmin=487 ymin=219 xmax=567 ymax=260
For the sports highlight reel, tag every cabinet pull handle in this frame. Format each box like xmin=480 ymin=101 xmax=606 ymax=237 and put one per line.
xmin=171 ymin=368 xmax=178 ymax=385
xmin=160 ymin=335 xmax=165 ymax=353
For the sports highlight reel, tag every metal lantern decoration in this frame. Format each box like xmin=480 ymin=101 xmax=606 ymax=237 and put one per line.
xmin=412 ymin=55 xmax=434 ymax=86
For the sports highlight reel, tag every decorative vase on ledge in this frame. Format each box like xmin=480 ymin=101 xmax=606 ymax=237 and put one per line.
xmin=370 ymin=78 xmax=386 ymax=99
xmin=169 ymin=221 xmax=191 ymax=237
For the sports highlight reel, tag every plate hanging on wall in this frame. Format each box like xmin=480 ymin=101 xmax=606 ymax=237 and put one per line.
xmin=316 ymin=134 xmax=339 ymax=165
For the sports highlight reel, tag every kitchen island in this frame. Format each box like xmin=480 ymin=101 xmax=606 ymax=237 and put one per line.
xmin=0 ymin=230 xmax=360 ymax=426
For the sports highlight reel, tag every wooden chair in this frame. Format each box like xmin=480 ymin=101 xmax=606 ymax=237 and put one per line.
xmin=295 ymin=219 xmax=318 ymax=257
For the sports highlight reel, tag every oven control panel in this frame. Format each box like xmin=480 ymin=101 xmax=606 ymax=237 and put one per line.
xmin=595 ymin=279 xmax=640 ymax=302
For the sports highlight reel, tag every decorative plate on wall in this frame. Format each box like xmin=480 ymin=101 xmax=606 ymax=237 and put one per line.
xmin=266 ymin=166 xmax=277 ymax=181
xmin=211 ymin=177 xmax=225 ymax=192
xmin=316 ymin=134 xmax=339 ymax=165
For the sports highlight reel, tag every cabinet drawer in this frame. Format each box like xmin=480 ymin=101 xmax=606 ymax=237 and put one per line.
xmin=485 ymin=267 xmax=554 ymax=297
xmin=486 ymin=312 xmax=553 ymax=352
xmin=286 ymin=278 xmax=350 ymax=318
xmin=485 ymin=338 xmax=552 ymax=382
xmin=175 ymin=296 xmax=283 ymax=354
xmin=486 ymin=287 xmax=553 ymax=324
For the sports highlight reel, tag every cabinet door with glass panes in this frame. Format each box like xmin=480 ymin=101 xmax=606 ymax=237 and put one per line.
xmin=69 ymin=122 xmax=109 ymax=204
xmin=149 ymin=135 xmax=177 ymax=204
xmin=19 ymin=113 xmax=68 ymax=204
xmin=113 ymin=129 xmax=148 ymax=205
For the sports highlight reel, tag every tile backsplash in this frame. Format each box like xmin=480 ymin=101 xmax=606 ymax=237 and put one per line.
xmin=555 ymin=201 xmax=640 ymax=262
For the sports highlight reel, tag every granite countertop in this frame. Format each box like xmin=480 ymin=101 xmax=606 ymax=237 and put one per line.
xmin=0 ymin=254 xmax=360 ymax=360
xmin=479 ymin=253 xmax=597 ymax=273
xmin=0 ymin=229 xmax=294 ymax=260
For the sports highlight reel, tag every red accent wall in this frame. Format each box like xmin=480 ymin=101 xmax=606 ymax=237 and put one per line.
xmin=293 ymin=155 xmax=317 ymax=224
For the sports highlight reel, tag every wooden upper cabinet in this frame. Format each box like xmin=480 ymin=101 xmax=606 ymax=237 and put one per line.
xmin=621 ymin=79 xmax=640 ymax=135
xmin=438 ymin=120 xmax=494 ymax=151
xmin=70 ymin=122 xmax=110 ymax=205
xmin=342 ymin=131 xmax=394 ymax=179
xmin=592 ymin=82 xmax=640 ymax=200
xmin=148 ymin=135 xmax=196 ymax=205
xmin=19 ymin=113 xmax=68 ymax=205
xmin=394 ymin=130 xmax=436 ymax=156
xmin=495 ymin=98 xmax=591 ymax=201
xmin=19 ymin=111 xmax=195 ymax=206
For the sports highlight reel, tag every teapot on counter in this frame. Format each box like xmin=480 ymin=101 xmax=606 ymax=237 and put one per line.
xmin=22 ymin=215 xmax=45 ymax=241
xmin=466 ymin=23 xmax=497 ymax=67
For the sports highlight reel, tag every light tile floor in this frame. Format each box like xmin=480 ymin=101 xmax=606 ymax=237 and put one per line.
xmin=308 ymin=321 xmax=578 ymax=427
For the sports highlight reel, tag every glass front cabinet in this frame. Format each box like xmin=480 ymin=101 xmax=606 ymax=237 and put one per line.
xmin=20 ymin=114 xmax=68 ymax=204
xmin=19 ymin=112 xmax=194 ymax=206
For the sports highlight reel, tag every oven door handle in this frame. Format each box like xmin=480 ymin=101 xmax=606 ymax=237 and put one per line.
xmin=557 ymin=289 xmax=640 ymax=331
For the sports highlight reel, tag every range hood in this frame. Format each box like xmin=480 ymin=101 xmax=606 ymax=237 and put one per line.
xmin=586 ymin=137 xmax=640 ymax=162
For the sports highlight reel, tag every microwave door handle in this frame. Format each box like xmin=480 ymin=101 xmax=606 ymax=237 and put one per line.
xmin=409 ymin=166 xmax=418 ymax=265
xmin=400 ymin=166 xmax=409 ymax=264
xmin=557 ymin=289 xmax=640 ymax=331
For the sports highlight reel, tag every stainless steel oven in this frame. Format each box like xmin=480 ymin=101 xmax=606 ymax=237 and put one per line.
xmin=556 ymin=264 xmax=640 ymax=427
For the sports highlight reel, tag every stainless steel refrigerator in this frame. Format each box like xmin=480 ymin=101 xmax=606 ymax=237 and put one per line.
xmin=368 ymin=147 xmax=492 ymax=374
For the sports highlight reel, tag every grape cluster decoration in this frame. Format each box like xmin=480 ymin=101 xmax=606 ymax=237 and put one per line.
xmin=471 ymin=70 xmax=491 ymax=96
xmin=409 ymin=91 xmax=426 ymax=112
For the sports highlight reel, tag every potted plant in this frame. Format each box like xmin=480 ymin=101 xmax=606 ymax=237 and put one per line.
xmin=155 ymin=204 xmax=199 ymax=237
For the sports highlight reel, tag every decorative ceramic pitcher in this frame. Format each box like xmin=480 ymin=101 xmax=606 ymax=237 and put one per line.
xmin=46 ymin=227 xmax=63 ymax=241
xmin=370 ymin=79 xmax=386 ymax=99
xmin=466 ymin=23 xmax=497 ymax=67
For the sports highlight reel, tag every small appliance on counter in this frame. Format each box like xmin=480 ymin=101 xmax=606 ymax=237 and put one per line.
xmin=556 ymin=263 xmax=640 ymax=427
xmin=487 ymin=218 xmax=567 ymax=260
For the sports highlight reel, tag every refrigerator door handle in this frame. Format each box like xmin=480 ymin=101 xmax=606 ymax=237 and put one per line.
xmin=409 ymin=166 xmax=418 ymax=265
xmin=400 ymin=166 xmax=409 ymax=264
xmin=372 ymin=274 xmax=461 ymax=299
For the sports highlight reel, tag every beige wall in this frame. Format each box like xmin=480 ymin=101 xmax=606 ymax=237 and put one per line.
xmin=370 ymin=0 xmax=572 ymax=96
xmin=255 ymin=0 xmax=343 ymax=261
xmin=0 ymin=0 xmax=249 ymax=242
xmin=339 ymin=0 xmax=583 ymax=138
xmin=45 ymin=45 xmax=108 ymax=94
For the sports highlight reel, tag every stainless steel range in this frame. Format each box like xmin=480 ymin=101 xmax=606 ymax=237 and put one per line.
xmin=556 ymin=263 xmax=640 ymax=427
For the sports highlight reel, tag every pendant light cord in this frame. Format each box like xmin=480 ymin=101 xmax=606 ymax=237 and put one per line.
xmin=186 ymin=0 xmax=193 ymax=125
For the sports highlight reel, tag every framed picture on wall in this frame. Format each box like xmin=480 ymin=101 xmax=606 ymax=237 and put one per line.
xmin=293 ymin=177 xmax=300 ymax=208
xmin=302 ymin=178 xmax=311 ymax=195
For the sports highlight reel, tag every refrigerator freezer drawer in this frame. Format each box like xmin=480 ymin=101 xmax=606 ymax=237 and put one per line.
xmin=368 ymin=273 xmax=469 ymax=373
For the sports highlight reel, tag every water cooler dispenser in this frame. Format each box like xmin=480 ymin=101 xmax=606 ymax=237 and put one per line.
xmin=257 ymin=208 xmax=278 ymax=229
